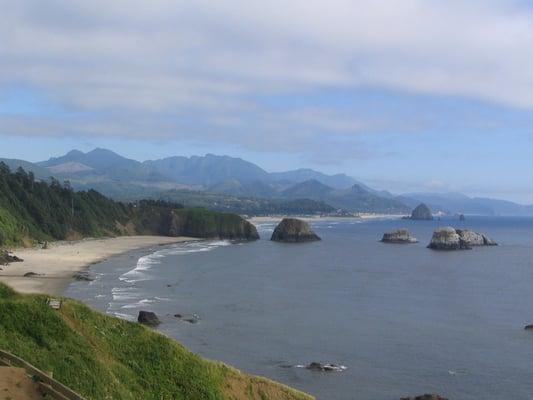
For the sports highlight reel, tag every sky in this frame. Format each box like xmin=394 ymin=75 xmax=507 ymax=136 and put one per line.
xmin=1 ymin=0 xmax=533 ymax=202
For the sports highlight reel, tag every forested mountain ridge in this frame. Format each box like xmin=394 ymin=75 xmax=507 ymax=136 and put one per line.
xmin=0 ymin=163 xmax=258 ymax=247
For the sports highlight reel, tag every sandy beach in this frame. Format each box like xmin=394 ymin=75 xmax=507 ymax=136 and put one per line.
xmin=0 ymin=236 xmax=194 ymax=296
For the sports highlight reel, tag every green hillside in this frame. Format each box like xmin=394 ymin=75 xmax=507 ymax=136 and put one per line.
xmin=0 ymin=283 xmax=313 ymax=400
xmin=0 ymin=163 xmax=258 ymax=247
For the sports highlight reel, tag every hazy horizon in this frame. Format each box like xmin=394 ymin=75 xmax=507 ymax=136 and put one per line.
xmin=2 ymin=1 xmax=533 ymax=202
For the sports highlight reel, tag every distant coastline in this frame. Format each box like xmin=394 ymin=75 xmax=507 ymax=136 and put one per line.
xmin=248 ymin=213 xmax=405 ymax=223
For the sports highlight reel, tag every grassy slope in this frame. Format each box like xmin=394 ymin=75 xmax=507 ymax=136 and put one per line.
xmin=0 ymin=283 xmax=313 ymax=400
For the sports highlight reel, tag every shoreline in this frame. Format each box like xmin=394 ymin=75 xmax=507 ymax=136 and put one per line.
xmin=0 ymin=236 xmax=195 ymax=296
xmin=248 ymin=214 xmax=405 ymax=224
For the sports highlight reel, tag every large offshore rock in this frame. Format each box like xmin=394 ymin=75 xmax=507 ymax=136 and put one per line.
xmin=456 ymin=229 xmax=497 ymax=246
xmin=381 ymin=229 xmax=418 ymax=244
xmin=428 ymin=227 xmax=470 ymax=250
xmin=410 ymin=203 xmax=433 ymax=220
xmin=428 ymin=227 xmax=497 ymax=250
xmin=271 ymin=218 xmax=321 ymax=242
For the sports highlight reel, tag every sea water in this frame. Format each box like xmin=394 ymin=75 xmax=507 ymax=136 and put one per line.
xmin=66 ymin=217 xmax=533 ymax=399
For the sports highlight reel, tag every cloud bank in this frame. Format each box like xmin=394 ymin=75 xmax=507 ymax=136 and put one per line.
xmin=1 ymin=0 xmax=533 ymax=157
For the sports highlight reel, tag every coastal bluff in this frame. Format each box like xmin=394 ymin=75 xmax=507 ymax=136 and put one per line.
xmin=271 ymin=218 xmax=321 ymax=242
xmin=428 ymin=227 xmax=497 ymax=250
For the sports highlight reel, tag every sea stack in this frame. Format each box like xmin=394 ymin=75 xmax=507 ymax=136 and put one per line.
xmin=271 ymin=218 xmax=321 ymax=242
xmin=410 ymin=203 xmax=433 ymax=220
xmin=428 ymin=227 xmax=497 ymax=250
xmin=381 ymin=229 xmax=418 ymax=244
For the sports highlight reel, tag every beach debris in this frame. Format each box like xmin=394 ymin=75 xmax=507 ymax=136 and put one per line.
xmin=137 ymin=310 xmax=160 ymax=327
xmin=72 ymin=271 xmax=94 ymax=281
xmin=47 ymin=298 xmax=61 ymax=310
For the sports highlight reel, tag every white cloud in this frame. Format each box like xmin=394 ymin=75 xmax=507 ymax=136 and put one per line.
xmin=2 ymin=0 xmax=533 ymax=147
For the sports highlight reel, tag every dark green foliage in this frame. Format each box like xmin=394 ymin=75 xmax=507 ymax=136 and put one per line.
xmin=0 ymin=163 xmax=130 ymax=246
xmin=0 ymin=164 xmax=258 ymax=246
xmin=157 ymin=189 xmax=335 ymax=216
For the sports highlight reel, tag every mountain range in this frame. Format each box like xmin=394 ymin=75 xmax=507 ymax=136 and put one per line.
xmin=2 ymin=148 xmax=533 ymax=216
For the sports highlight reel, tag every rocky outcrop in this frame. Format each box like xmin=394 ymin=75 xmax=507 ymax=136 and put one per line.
xmin=271 ymin=218 xmax=321 ymax=242
xmin=305 ymin=362 xmax=346 ymax=372
xmin=456 ymin=229 xmax=497 ymax=246
xmin=410 ymin=203 xmax=433 ymax=220
xmin=137 ymin=206 xmax=260 ymax=240
xmin=400 ymin=395 xmax=448 ymax=400
xmin=428 ymin=227 xmax=497 ymax=250
xmin=73 ymin=271 xmax=94 ymax=281
xmin=381 ymin=229 xmax=418 ymax=244
xmin=0 ymin=251 xmax=23 ymax=265
xmin=137 ymin=311 xmax=160 ymax=327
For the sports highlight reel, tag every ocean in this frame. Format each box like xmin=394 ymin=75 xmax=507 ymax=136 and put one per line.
xmin=65 ymin=217 xmax=533 ymax=399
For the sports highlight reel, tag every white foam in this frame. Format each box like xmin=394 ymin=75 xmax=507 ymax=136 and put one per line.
xmin=111 ymin=312 xmax=136 ymax=322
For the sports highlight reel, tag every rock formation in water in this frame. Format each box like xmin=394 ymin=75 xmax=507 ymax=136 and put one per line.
xmin=305 ymin=362 xmax=346 ymax=372
xmin=72 ymin=271 xmax=94 ymax=281
xmin=400 ymin=395 xmax=448 ymax=400
xmin=428 ymin=227 xmax=497 ymax=250
xmin=381 ymin=229 xmax=418 ymax=244
xmin=410 ymin=203 xmax=433 ymax=220
xmin=137 ymin=310 xmax=161 ymax=327
xmin=524 ymin=324 xmax=533 ymax=331
xmin=271 ymin=218 xmax=321 ymax=242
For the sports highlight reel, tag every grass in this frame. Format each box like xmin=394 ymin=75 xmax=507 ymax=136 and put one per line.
xmin=0 ymin=283 xmax=313 ymax=400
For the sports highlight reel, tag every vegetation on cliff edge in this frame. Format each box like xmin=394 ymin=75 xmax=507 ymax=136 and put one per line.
xmin=0 ymin=283 xmax=313 ymax=400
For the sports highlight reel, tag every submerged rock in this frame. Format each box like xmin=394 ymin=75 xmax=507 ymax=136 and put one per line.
xmin=305 ymin=362 xmax=346 ymax=372
xmin=410 ymin=203 xmax=433 ymax=220
xmin=137 ymin=311 xmax=160 ymax=327
xmin=271 ymin=218 xmax=321 ymax=242
xmin=381 ymin=229 xmax=418 ymax=244
xmin=400 ymin=395 xmax=448 ymax=400
xmin=525 ymin=325 xmax=533 ymax=331
xmin=428 ymin=227 xmax=497 ymax=250
xmin=23 ymin=272 xmax=40 ymax=277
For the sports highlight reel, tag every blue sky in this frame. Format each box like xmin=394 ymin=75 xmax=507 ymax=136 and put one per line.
xmin=1 ymin=0 xmax=533 ymax=202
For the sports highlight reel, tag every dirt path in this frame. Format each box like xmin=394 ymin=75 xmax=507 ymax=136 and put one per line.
xmin=0 ymin=367 xmax=43 ymax=400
